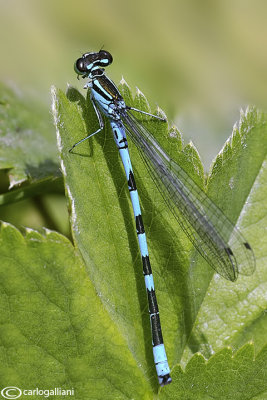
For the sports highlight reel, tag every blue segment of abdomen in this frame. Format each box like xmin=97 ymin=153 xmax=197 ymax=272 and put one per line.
xmin=153 ymin=344 xmax=171 ymax=377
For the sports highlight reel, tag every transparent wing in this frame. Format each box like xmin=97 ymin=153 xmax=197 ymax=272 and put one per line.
xmin=122 ymin=111 xmax=255 ymax=282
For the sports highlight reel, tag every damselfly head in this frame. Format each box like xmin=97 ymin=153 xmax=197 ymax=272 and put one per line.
xmin=74 ymin=50 xmax=113 ymax=77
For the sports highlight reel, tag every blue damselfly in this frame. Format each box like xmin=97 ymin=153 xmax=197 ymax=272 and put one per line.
xmin=70 ymin=50 xmax=255 ymax=386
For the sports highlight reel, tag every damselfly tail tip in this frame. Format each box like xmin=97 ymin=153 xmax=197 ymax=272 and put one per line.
xmin=159 ymin=374 xmax=172 ymax=387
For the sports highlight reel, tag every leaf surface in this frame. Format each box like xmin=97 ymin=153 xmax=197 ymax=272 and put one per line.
xmin=0 ymin=222 xmax=149 ymax=399
xmin=0 ymin=83 xmax=60 ymax=193
xmin=51 ymin=83 xmax=267 ymax=398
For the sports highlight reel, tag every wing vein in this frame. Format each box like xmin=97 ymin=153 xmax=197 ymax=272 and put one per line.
xmin=122 ymin=111 xmax=255 ymax=281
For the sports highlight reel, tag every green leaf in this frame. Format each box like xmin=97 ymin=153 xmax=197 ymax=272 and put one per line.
xmin=51 ymin=81 xmax=267 ymax=399
xmin=1 ymin=222 xmax=266 ymax=399
xmin=161 ymin=344 xmax=267 ymax=400
xmin=182 ymin=107 xmax=267 ymax=365
xmin=1 ymin=81 xmax=265 ymax=398
xmin=0 ymin=82 xmax=60 ymax=192
xmin=0 ymin=177 xmax=63 ymax=206
xmin=0 ymin=222 xmax=150 ymax=398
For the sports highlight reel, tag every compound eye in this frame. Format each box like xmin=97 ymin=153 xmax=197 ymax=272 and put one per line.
xmin=99 ymin=50 xmax=113 ymax=65
xmin=74 ymin=58 xmax=86 ymax=74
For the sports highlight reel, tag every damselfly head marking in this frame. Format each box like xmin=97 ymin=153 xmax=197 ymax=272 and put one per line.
xmin=74 ymin=50 xmax=113 ymax=78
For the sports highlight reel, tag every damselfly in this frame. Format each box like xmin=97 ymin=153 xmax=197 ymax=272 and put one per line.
xmin=70 ymin=50 xmax=255 ymax=386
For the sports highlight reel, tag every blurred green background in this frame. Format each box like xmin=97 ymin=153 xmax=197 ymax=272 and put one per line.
xmin=1 ymin=0 xmax=267 ymax=234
